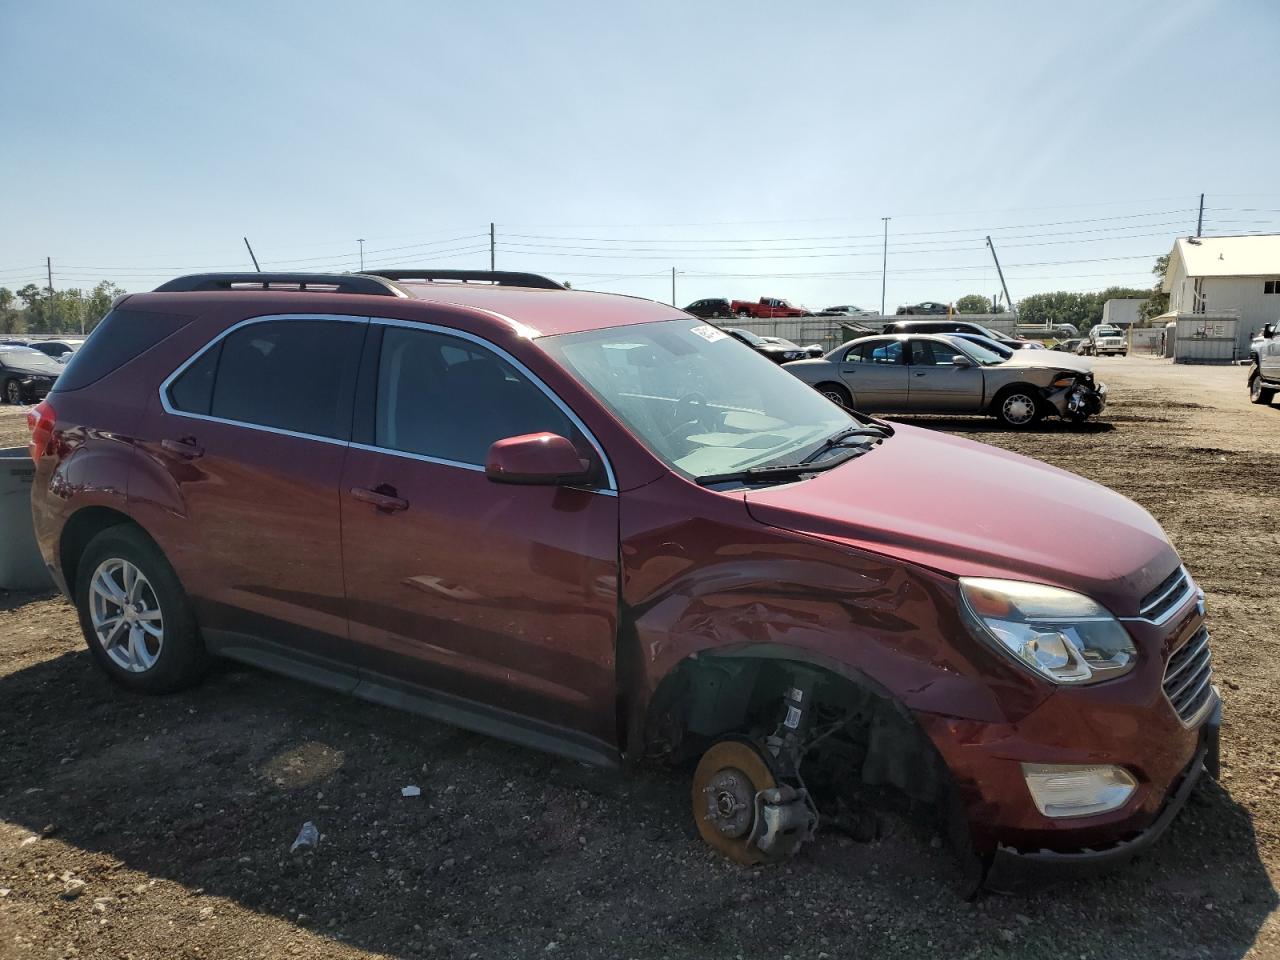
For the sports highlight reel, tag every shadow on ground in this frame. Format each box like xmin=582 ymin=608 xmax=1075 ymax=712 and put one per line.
xmin=0 ymin=646 xmax=1275 ymax=959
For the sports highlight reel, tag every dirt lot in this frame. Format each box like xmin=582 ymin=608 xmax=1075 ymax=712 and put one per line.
xmin=1 ymin=356 xmax=1278 ymax=960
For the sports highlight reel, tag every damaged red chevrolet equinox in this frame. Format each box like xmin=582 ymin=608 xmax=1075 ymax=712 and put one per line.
xmin=28 ymin=270 xmax=1219 ymax=891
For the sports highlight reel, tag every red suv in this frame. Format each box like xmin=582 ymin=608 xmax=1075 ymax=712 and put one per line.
xmin=28 ymin=270 xmax=1218 ymax=889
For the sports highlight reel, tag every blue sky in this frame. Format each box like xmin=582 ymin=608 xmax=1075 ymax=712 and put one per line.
xmin=2 ymin=0 xmax=1277 ymax=310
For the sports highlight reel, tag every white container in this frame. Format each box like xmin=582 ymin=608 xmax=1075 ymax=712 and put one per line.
xmin=0 ymin=447 xmax=52 ymax=590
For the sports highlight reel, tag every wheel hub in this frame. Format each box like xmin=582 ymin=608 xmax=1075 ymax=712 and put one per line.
xmin=703 ymin=767 xmax=754 ymax=838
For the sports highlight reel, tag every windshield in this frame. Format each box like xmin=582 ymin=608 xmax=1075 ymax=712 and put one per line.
xmin=539 ymin=319 xmax=852 ymax=479
xmin=1096 ymin=326 xmax=1121 ymax=336
xmin=942 ymin=336 xmax=1006 ymax=365
xmin=0 ymin=346 xmax=59 ymax=367
xmin=728 ymin=328 xmax=765 ymax=346
xmin=955 ymin=335 xmax=1013 ymax=359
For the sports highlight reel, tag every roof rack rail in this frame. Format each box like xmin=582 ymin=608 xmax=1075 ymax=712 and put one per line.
xmin=364 ymin=270 xmax=565 ymax=290
xmin=153 ymin=273 xmax=407 ymax=297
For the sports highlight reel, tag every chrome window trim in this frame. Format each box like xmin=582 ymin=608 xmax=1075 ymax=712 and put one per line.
xmin=368 ymin=316 xmax=618 ymax=492
xmin=157 ymin=313 xmax=369 ymax=446
xmin=156 ymin=312 xmax=619 ymax=494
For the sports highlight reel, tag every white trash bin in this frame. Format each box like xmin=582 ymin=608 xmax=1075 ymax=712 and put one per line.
xmin=0 ymin=446 xmax=52 ymax=590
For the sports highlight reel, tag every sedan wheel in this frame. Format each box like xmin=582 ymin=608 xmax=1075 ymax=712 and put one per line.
xmin=89 ymin=558 xmax=164 ymax=673
xmin=3 ymin=380 xmax=21 ymax=405
xmin=998 ymin=391 xmax=1039 ymax=428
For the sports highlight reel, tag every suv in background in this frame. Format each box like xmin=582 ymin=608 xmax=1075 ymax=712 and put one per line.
xmin=683 ymin=298 xmax=733 ymax=319
xmin=28 ymin=269 xmax=1218 ymax=890
xmin=1249 ymin=322 xmax=1279 ymax=405
xmin=881 ymin=318 xmax=1022 ymax=344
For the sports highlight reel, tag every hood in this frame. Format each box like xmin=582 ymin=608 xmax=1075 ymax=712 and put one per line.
xmin=743 ymin=424 xmax=1177 ymax=616
xmin=999 ymin=351 xmax=1093 ymax=374
xmin=0 ymin=350 xmax=62 ymax=376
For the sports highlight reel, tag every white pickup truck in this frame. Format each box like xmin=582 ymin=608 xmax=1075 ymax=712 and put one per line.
xmin=1079 ymin=324 xmax=1127 ymax=357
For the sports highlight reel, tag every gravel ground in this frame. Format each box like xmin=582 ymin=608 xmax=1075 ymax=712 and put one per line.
xmin=1 ymin=356 xmax=1278 ymax=960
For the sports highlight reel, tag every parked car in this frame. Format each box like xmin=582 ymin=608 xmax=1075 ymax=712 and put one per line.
xmin=1248 ymin=321 xmax=1279 ymax=405
xmin=27 ymin=338 xmax=84 ymax=362
xmin=783 ymin=333 xmax=1105 ymax=428
xmin=817 ymin=305 xmax=873 ymax=317
xmin=28 ymin=270 xmax=1216 ymax=888
xmin=0 ymin=344 xmax=62 ymax=404
xmin=1054 ymin=338 xmax=1082 ymax=353
xmin=895 ymin=301 xmax=949 ymax=316
xmin=684 ymin=298 xmax=733 ymax=319
xmin=881 ymin=318 xmax=1024 ymax=345
xmin=725 ymin=327 xmax=822 ymax=363
xmin=1081 ymin=324 xmax=1127 ymax=357
xmin=731 ymin=297 xmax=809 ymax=318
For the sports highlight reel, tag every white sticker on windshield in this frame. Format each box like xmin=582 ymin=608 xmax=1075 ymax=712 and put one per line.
xmin=690 ymin=324 xmax=728 ymax=343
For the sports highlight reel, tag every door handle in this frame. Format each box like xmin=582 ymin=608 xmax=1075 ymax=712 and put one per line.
xmin=913 ymin=372 xmax=927 ymax=377
xmin=161 ymin=437 xmax=204 ymax=458
xmin=350 ymin=485 xmax=409 ymax=513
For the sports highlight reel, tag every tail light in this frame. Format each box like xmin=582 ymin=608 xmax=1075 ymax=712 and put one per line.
xmin=26 ymin=399 xmax=56 ymax=461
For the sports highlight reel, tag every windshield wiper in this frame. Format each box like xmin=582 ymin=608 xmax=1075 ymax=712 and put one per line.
xmin=798 ymin=424 xmax=890 ymax=464
xmin=696 ymin=445 xmax=871 ymax=487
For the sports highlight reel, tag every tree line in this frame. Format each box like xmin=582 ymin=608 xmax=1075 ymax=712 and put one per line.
xmin=1 ymin=255 xmax=1173 ymax=337
xmin=0 ymin=282 xmax=126 ymax=336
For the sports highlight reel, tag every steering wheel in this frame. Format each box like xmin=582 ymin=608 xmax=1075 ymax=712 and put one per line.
xmin=660 ymin=392 xmax=716 ymax=442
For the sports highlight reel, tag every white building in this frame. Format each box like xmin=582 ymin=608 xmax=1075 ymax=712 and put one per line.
xmin=1100 ymin=298 xmax=1147 ymax=329
xmin=1162 ymin=234 xmax=1280 ymax=355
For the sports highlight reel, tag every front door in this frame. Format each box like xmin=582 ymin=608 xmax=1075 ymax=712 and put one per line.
xmin=340 ymin=322 xmax=620 ymax=762
xmin=838 ymin=338 xmax=908 ymax=411
xmin=906 ymin=338 xmax=986 ymax=412
xmin=137 ymin=315 xmax=367 ymax=679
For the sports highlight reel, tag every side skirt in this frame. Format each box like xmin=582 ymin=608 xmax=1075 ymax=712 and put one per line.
xmin=205 ymin=630 xmax=621 ymax=769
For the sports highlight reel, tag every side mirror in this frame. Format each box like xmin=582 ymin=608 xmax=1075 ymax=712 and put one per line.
xmin=951 ymin=354 xmax=974 ymax=368
xmin=1265 ymin=323 xmax=1276 ymax=339
xmin=485 ymin=433 xmax=593 ymax=486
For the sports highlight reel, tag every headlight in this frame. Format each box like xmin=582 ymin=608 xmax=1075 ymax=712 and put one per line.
xmin=959 ymin=578 xmax=1136 ymax=684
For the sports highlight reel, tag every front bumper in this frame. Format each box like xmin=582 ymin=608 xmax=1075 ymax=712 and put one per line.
xmin=1045 ymin=379 xmax=1107 ymax=418
xmin=15 ymin=376 xmax=55 ymax=401
xmin=984 ymin=696 xmax=1219 ymax=891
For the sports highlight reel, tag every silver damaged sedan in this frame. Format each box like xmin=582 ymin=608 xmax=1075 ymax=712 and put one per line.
xmin=782 ymin=333 xmax=1106 ymax=428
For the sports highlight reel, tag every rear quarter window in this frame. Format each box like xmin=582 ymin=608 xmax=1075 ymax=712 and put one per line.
xmin=54 ymin=307 xmax=196 ymax=392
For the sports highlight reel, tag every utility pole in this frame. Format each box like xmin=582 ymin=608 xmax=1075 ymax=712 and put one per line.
xmin=985 ymin=236 xmax=1015 ymax=318
xmin=490 ymin=222 xmax=496 ymax=271
xmin=880 ymin=218 xmax=890 ymax=316
xmin=671 ymin=267 xmax=677 ymax=306
xmin=243 ymin=237 xmax=261 ymax=272
xmin=358 ymin=239 xmax=366 ymax=271
xmin=1196 ymin=193 xmax=1204 ymax=237
xmin=46 ymin=257 xmax=53 ymax=295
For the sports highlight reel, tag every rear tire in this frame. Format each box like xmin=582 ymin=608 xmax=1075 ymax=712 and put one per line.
xmin=2 ymin=379 xmax=20 ymax=405
xmin=74 ymin=525 xmax=208 ymax=694
xmin=815 ymin=381 xmax=852 ymax=408
xmin=993 ymin=386 xmax=1042 ymax=429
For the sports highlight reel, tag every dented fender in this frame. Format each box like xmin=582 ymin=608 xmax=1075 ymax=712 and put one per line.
xmin=618 ymin=475 xmax=1050 ymax=756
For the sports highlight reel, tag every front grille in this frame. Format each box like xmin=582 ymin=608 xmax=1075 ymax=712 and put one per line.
xmin=1163 ymin=627 xmax=1213 ymax=725
xmin=1140 ymin=566 xmax=1192 ymax=621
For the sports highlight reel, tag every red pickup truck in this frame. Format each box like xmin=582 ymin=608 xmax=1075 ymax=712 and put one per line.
xmin=731 ymin=297 xmax=809 ymax=318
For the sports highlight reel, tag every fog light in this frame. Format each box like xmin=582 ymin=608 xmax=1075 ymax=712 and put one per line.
xmin=1021 ymin=763 xmax=1136 ymax=818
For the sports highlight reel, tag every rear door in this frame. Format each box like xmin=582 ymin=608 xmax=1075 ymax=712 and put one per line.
xmin=339 ymin=320 xmax=620 ymax=761
xmin=139 ymin=315 xmax=367 ymax=680
xmin=906 ymin=337 xmax=986 ymax=412
xmin=837 ymin=338 xmax=908 ymax=411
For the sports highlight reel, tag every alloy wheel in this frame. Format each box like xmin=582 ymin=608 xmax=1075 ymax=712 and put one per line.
xmin=89 ymin=558 xmax=164 ymax=673
xmin=4 ymin=381 xmax=19 ymax=405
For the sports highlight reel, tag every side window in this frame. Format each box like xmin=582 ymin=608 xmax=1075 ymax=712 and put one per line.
xmin=911 ymin=340 xmax=955 ymax=366
xmin=843 ymin=340 xmax=903 ymax=364
xmin=168 ymin=319 xmax=365 ymax=440
xmin=374 ymin=327 xmax=577 ymax=466
xmin=167 ymin=342 xmax=221 ymax=415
